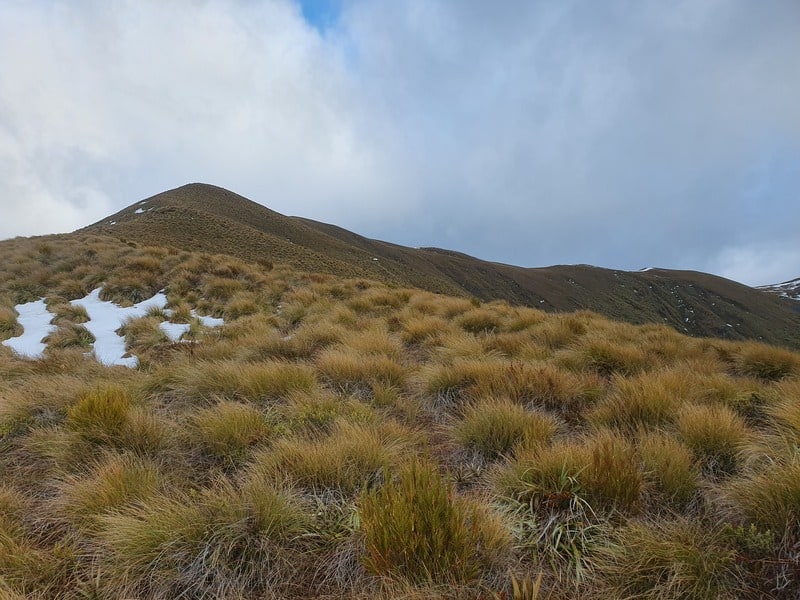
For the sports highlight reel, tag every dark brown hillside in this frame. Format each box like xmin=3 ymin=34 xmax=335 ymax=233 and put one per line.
xmin=81 ymin=183 xmax=800 ymax=348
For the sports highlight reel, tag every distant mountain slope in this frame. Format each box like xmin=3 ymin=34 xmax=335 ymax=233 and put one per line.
xmin=759 ymin=278 xmax=800 ymax=302
xmin=81 ymin=183 xmax=800 ymax=348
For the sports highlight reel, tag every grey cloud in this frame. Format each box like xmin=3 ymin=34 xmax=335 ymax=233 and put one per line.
xmin=0 ymin=0 xmax=798 ymax=286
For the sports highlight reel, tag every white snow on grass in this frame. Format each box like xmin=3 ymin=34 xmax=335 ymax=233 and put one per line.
xmin=4 ymin=288 xmax=225 ymax=367
xmin=191 ymin=310 xmax=224 ymax=328
xmin=71 ymin=288 xmax=168 ymax=367
xmin=2 ymin=299 xmax=58 ymax=359
xmin=160 ymin=321 xmax=191 ymax=342
xmin=134 ymin=208 xmax=145 ymax=214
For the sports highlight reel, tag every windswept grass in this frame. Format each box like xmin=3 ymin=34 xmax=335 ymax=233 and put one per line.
xmin=452 ymin=397 xmax=558 ymax=459
xmin=189 ymin=400 xmax=274 ymax=465
xmin=676 ymin=403 xmax=749 ymax=475
xmin=163 ymin=359 xmax=318 ymax=402
xmin=1 ymin=234 xmax=800 ymax=598
xmin=594 ymin=518 xmax=742 ymax=599
xmin=248 ymin=421 xmax=409 ymax=493
xmin=359 ymin=457 xmax=502 ymax=585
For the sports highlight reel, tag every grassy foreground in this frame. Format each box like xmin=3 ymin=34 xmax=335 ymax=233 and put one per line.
xmin=1 ymin=234 xmax=799 ymax=598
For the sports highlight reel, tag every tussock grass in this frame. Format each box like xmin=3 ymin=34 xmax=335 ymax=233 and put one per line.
xmin=676 ymin=403 xmax=749 ymax=475
xmin=222 ymin=291 xmax=260 ymax=319
xmin=120 ymin=315 xmax=168 ymax=351
xmin=723 ymin=452 xmax=800 ymax=533
xmin=400 ymin=314 xmax=450 ymax=345
xmin=95 ymin=483 xmax=310 ymax=598
xmin=166 ymin=359 xmax=318 ymax=402
xmin=768 ymin=379 xmax=800 ymax=437
xmin=45 ymin=323 xmax=95 ymax=349
xmin=589 ymin=370 xmax=687 ymax=432
xmin=360 ymin=457 xmax=493 ymax=584
xmin=496 ymin=432 xmax=641 ymax=513
xmin=638 ymin=430 xmax=698 ymax=509
xmin=66 ymin=386 xmax=132 ymax=445
xmin=248 ymin=421 xmax=406 ymax=493
xmin=732 ymin=341 xmax=800 ymax=380
xmin=3 ymin=235 xmax=800 ymax=597
xmin=565 ymin=335 xmax=649 ymax=376
xmin=453 ymin=397 xmax=558 ymax=459
xmin=317 ymin=347 xmax=407 ymax=392
xmin=190 ymin=400 xmax=273 ymax=464
xmin=0 ymin=304 xmax=22 ymax=338
xmin=421 ymin=359 xmax=595 ymax=413
xmin=456 ymin=307 xmax=504 ymax=334
xmin=59 ymin=453 xmax=161 ymax=527
xmin=594 ymin=517 xmax=742 ymax=599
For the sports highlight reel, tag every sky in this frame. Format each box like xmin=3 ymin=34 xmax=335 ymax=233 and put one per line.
xmin=1 ymin=1 xmax=798 ymax=287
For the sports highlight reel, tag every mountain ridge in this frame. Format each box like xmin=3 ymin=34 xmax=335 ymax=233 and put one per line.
xmin=80 ymin=183 xmax=800 ymax=348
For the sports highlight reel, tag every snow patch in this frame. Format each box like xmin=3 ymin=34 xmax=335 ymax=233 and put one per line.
xmin=191 ymin=310 xmax=224 ymax=328
xmin=160 ymin=321 xmax=191 ymax=342
xmin=4 ymin=288 xmax=226 ymax=367
xmin=71 ymin=288 xmax=168 ymax=367
xmin=2 ymin=299 xmax=57 ymax=359
xmin=134 ymin=208 xmax=145 ymax=214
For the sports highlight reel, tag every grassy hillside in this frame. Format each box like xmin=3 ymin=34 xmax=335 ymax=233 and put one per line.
xmin=80 ymin=183 xmax=800 ymax=349
xmin=1 ymin=234 xmax=800 ymax=598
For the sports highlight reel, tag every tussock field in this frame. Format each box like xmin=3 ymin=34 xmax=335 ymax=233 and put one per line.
xmin=1 ymin=234 xmax=800 ymax=598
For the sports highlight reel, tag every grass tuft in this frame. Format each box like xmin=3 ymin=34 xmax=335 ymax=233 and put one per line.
xmin=676 ymin=403 xmax=749 ymax=475
xmin=594 ymin=518 xmax=742 ymax=599
xmin=359 ymin=457 xmax=487 ymax=584
xmin=453 ymin=397 xmax=558 ymax=459
xmin=66 ymin=386 xmax=132 ymax=445
xmin=190 ymin=400 xmax=273 ymax=465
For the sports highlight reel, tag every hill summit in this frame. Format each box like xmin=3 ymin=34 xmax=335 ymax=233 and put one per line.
xmin=82 ymin=183 xmax=800 ymax=348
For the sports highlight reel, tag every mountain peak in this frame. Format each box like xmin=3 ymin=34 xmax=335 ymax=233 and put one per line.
xmin=79 ymin=185 xmax=800 ymax=348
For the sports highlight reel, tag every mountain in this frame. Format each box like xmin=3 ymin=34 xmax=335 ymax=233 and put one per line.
xmin=81 ymin=183 xmax=800 ymax=348
xmin=758 ymin=278 xmax=800 ymax=302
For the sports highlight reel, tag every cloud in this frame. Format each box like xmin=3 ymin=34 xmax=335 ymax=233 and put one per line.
xmin=0 ymin=0 xmax=798 ymax=286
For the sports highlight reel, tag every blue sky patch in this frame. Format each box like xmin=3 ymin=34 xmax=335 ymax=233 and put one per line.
xmin=298 ymin=0 xmax=342 ymax=34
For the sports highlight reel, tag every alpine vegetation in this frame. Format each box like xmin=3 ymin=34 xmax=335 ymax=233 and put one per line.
xmin=1 ymin=232 xmax=799 ymax=599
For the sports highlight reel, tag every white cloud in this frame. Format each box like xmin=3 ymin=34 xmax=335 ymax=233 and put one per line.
xmin=711 ymin=243 xmax=800 ymax=287
xmin=0 ymin=0 xmax=798 ymax=285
